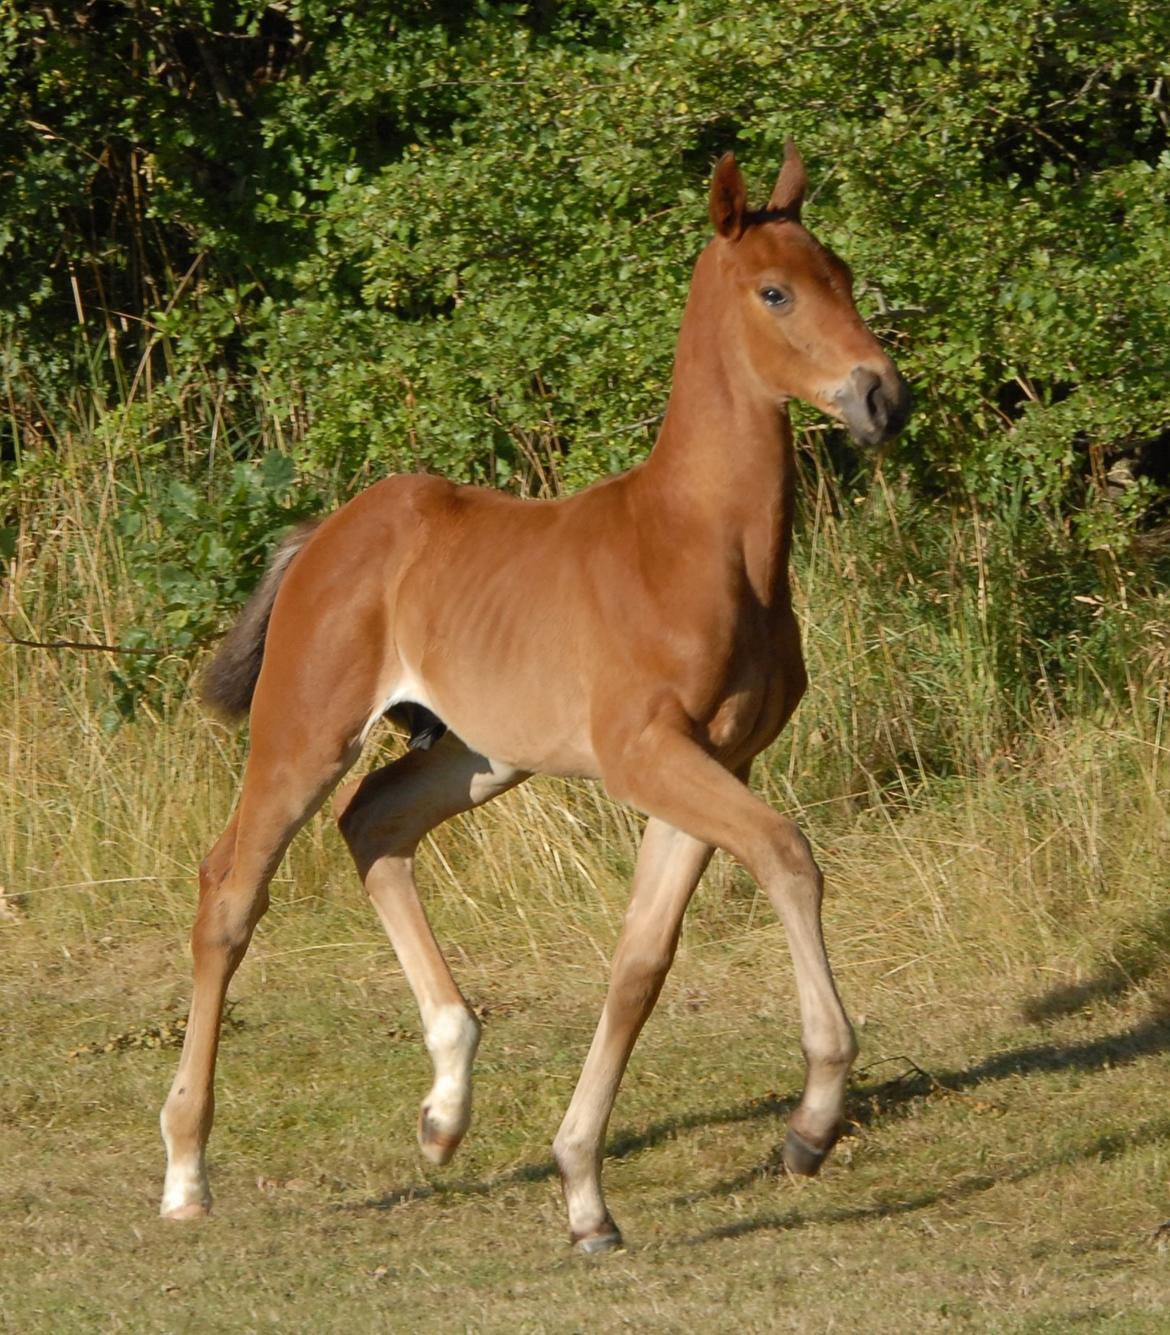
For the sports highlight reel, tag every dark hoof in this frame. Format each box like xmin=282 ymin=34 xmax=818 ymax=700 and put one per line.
xmin=572 ymin=1216 xmax=624 ymax=1255
xmin=782 ymin=1125 xmax=838 ymax=1177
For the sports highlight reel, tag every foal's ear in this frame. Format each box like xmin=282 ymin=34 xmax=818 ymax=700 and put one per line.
xmin=709 ymin=152 xmax=747 ymax=239
xmin=767 ymin=138 xmax=806 ymax=221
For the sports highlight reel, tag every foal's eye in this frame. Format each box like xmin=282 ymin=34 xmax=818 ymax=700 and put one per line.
xmin=760 ymin=287 xmax=789 ymax=308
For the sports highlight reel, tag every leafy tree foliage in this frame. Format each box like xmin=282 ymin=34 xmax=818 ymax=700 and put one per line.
xmin=2 ymin=0 xmax=1168 ymax=708
xmin=5 ymin=1 xmax=1168 ymax=494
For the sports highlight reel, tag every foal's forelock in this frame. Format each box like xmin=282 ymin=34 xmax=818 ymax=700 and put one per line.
xmin=740 ymin=207 xmax=800 ymax=229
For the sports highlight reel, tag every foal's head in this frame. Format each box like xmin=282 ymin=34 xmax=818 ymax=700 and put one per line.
xmin=705 ymin=143 xmax=910 ymax=446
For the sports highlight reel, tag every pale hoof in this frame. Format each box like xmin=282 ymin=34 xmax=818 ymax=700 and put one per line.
xmin=418 ymin=1108 xmax=463 ymax=1166
xmin=782 ymin=1124 xmax=838 ymax=1177
xmin=161 ymin=1201 xmax=211 ymax=1221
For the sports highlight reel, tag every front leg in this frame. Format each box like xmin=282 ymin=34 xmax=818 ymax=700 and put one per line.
xmin=602 ymin=723 xmax=857 ymax=1184
xmin=553 ymin=818 xmax=713 ymax=1251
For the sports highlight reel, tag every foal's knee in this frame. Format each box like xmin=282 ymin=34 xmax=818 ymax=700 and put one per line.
xmin=192 ymin=844 xmax=270 ymax=958
xmin=191 ymin=885 xmax=268 ymax=963
xmin=198 ymin=846 xmax=233 ymax=899
xmin=761 ymin=816 xmax=822 ymax=896
xmin=197 ymin=857 xmax=221 ymax=899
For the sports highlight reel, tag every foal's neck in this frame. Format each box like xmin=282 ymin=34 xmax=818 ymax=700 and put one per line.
xmin=637 ymin=253 xmax=797 ymax=606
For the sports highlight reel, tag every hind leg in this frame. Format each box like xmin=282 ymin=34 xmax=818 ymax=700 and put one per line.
xmin=160 ymin=729 xmax=360 ymax=1218
xmin=334 ymin=735 xmax=526 ymax=1165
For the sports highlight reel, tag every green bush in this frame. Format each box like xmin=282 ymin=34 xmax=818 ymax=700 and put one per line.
xmin=106 ymin=450 xmax=320 ymax=722
xmin=2 ymin=0 xmax=1168 ymax=720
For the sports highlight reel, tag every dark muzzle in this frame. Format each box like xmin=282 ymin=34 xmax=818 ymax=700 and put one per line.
xmin=837 ymin=367 xmax=912 ymax=446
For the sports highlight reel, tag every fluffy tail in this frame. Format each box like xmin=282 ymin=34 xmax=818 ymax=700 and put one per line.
xmin=199 ymin=519 xmax=321 ymax=720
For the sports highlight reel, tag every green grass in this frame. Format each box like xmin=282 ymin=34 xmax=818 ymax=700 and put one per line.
xmin=3 ymin=698 xmax=1169 ymax=1331
xmin=4 ymin=892 xmax=1170 ymax=1332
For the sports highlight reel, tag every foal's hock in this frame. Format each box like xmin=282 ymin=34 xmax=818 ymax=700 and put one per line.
xmin=160 ymin=143 xmax=911 ymax=1251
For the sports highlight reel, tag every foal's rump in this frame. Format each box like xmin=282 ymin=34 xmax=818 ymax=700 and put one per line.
xmin=199 ymin=474 xmax=434 ymax=740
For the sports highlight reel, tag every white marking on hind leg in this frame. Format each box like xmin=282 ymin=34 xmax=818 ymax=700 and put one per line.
xmin=417 ymin=1002 xmax=480 ymax=1164
xmin=159 ymin=1109 xmax=211 ymax=1218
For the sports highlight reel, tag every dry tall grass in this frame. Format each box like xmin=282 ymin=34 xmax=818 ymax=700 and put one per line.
xmin=4 ymin=449 xmax=1167 ymax=1014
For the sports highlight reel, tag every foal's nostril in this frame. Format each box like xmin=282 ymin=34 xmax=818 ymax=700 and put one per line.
xmin=887 ymin=375 xmax=912 ymax=434
xmin=864 ymin=377 xmax=887 ymax=429
xmin=839 ymin=367 xmax=910 ymax=446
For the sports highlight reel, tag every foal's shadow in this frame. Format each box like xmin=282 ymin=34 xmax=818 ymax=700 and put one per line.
xmin=1019 ymin=904 xmax=1170 ymax=1023
xmin=356 ymin=1095 xmax=800 ymax=1213
xmin=356 ymin=1005 xmax=1170 ymax=1218
xmin=685 ymin=1111 xmax=1170 ymax=1245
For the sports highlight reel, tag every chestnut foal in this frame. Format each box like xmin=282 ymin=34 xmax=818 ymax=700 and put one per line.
xmin=160 ymin=143 xmax=910 ymax=1251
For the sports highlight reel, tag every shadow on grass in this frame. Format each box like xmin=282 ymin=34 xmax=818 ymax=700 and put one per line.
xmin=353 ymin=1008 xmax=1170 ymax=1216
xmin=1021 ymin=905 xmax=1170 ymax=1022
xmin=683 ymin=1114 xmax=1170 ymax=1245
xmin=884 ymin=1006 xmax=1170 ymax=1100
xmin=352 ymin=1094 xmax=801 ymax=1213
xmin=670 ymin=1007 xmax=1170 ymax=1206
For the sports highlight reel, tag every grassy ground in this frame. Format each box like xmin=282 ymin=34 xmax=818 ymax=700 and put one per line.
xmin=4 ymin=465 xmax=1170 ymax=1330
xmin=3 ymin=687 xmax=1170 ymax=1332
